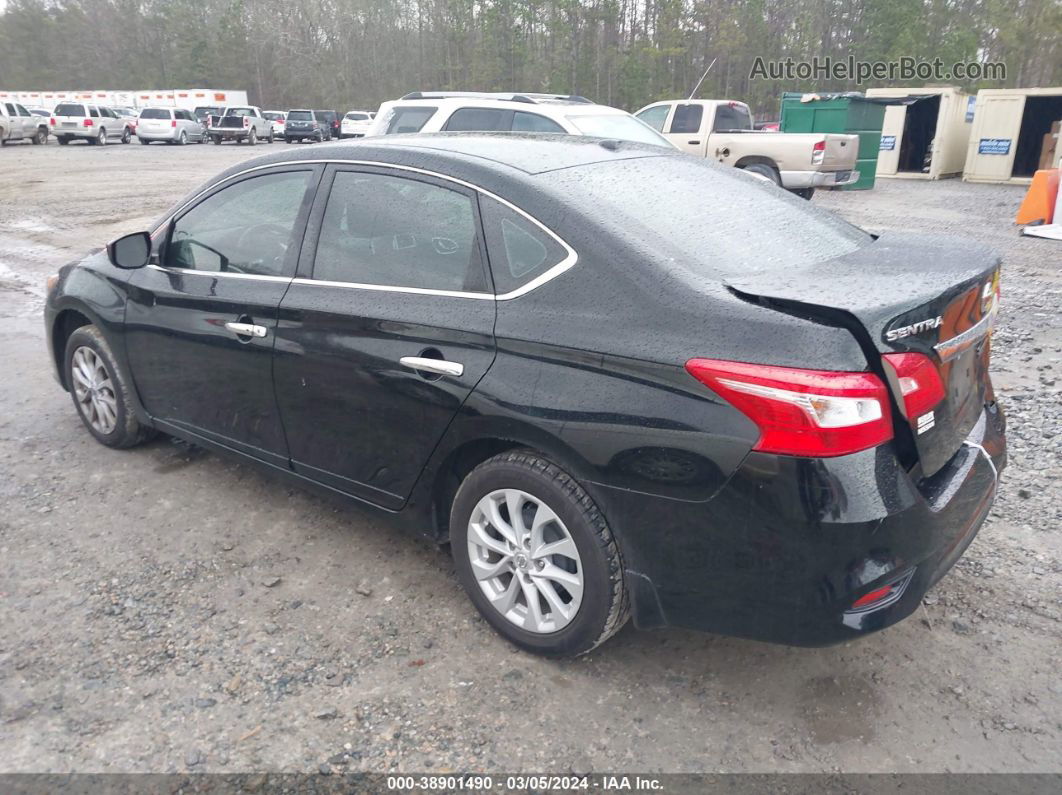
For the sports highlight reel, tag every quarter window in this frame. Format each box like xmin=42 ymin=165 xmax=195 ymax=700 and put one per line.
xmin=385 ymin=106 xmax=437 ymax=134
xmin=480 ymin=197 xmax=570 ymax=295
xmin=312 ymin=171 xmax=486 ymax=293
xmin=668 ymin=104 xmax=702 ymax=134
xmin=166 ymin=171 xmax=312 ymax=277
xmin=713 ymin=104 xmax=752 ymax=131
xmin=635 ymin=105 xmax=669 ymax=132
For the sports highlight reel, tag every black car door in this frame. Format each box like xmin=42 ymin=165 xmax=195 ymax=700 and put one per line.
xmin=272 ymin=165 xmax=497 ymax=509
xmin=124 ymin=165 xmax=321 ymax=467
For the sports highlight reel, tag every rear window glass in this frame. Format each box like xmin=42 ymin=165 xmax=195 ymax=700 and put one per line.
xmin=714 ymin=104 xmax=753 ymax=132
xmin=565 ymin=114 xmax=671 ymax=147
xmin=225 ymin=107 xmax=255 ymax=117
xmin=512 ymin=112 xmax=565 ymax=133
xmin=140 ymin=108 xmax=171 ymax=119
xmin=53 ymin=103 xmax=86 ymax=116
xmin=263 ymin=112 xmax=285 ymax=121
xmin=541 ymin=157 xmax=871 ymax=276
xmin=287 ymin=110 xmax=312 ymax=121
xmin=345 ymin=112 xmax=369 ymax=120
xmin=385 ymin=106 xmax=437 ymax=134
xmin=443 ymin=108 xmax=511 ymax=132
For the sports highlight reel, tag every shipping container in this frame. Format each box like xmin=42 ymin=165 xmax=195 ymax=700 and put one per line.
xmin=866 ymin=86 xmax=973 ymax=179
xmin=964 ymin=87 xmax=1062 ymax=184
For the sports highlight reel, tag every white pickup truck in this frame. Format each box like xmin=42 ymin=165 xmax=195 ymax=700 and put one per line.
xmin=209 ymin=106 xmax=274 ymax=145
xmin=635 ymin=99 xmax=859 ymax=198
xmin=1 ymin=100 xmax=49 ymax=146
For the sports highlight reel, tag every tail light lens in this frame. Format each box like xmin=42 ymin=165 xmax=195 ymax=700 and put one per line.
xmin=812 ymin=139 xmax=826 ymax=165
xmin=882 ymin=352 xmax=946 ymax=422
xmin=171 ymin=119 xmax=177 ymax=128
xmin=685 ymin=358 xmax=893 ymax=457
xmin=49 ymin=117 xmax=56 ymax=125
xmin=243 ymin=117 xmax=249 ymax=127
xmin=83 ymin=118 xmax=93 ymax=127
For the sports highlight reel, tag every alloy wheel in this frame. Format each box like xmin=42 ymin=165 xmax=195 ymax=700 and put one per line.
xmin=71 ymin=346 xmax=118 ymax=435
xmin=467 ymin=488 xmax=583 ymax=634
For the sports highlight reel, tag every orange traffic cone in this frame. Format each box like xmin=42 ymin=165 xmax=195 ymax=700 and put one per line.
xmin=1016 ymin=168 xmax=1059 ymax=225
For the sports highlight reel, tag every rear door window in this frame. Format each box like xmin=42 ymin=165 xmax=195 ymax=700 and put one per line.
xmin=385 ymin=106 xmax=437 ymax=134
xmin=53 ymin=103 xmax=86 ymax=116
xmin=311 ymin=170 xmax=487 ymax=293
xmin=140 ymin=108 xmax=170 ymax=119
xmin=443 ymin=108 xmax=513 ymax=132
xmin=713 ymin=104 xmax=753 ymax=131
xmin=668 ymin=104 xmax=703 ymax=134
xmin=479 ymin=197 xmax=571 ymax=296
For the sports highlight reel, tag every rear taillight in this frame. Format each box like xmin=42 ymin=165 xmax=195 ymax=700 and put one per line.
xmin=243 ymin=117 xmax=249 ymax=128
xmin=812 ymin=139 xmax=826 ymax=165
xmin=171 ymin=119 xmax=177 ymax=128
xmin=83 ymin=118 xmax=93 ymax=127
xmin=882 ymin=353 xmax=946 ymax=425
xmin=685 ymin=358 xmax=893 ymax=457
xmin=49 ymin=117 xmax=56 ymax=126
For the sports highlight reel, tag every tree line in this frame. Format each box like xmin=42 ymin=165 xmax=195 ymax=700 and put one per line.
xmin=1 ymin=0 xmax=1059 ymax=119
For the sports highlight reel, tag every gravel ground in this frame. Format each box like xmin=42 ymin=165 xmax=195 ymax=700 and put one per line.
xmin=0 ymin=140 xmax=1059 ymax=775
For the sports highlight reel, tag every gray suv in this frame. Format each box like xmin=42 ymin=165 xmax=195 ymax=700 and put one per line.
xmin=51 ymin=102 xmax=133 ymax=145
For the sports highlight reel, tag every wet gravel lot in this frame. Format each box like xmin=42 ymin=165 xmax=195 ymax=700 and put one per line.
xmin=0 ymin=139 xmax=1060 ymax=774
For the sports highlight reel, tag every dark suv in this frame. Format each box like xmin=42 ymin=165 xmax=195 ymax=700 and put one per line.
xmin=283 ymin=109 xmax=325 ymax=143
xmin=313 ymin=109 xmax=340 ymax=141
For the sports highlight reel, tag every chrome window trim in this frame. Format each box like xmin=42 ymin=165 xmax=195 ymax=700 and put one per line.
xmin=146 ymin=263 xmax=293 ymax=283
xmin=156 ymin=158 xmax=577 ymax=301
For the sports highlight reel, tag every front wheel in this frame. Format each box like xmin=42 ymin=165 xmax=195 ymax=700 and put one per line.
xmin=450 ymin=450 xmax=629 ymax=657
xmin=267 ymin=129 xmax=275 ymax=143
xmin=33 ymin=127 xmax=47 ymax=145
xmin=64 ymin=325 xmax=155 ymax=449
xmin=121 ymin=127 xmax=131 ymax=144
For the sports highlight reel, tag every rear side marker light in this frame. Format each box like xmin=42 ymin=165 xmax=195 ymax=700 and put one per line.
xmin=847 ymin=571 xmax=914 ymax=613
xmin=685 ymin=358 xmax=893 ymax=457
xmin=882 ymin=352 xmax=946 ymax=424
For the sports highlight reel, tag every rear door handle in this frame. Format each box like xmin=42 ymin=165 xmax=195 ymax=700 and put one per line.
xmin=224 ymin=321 xmax=268 ymax=338
xmin=688 ymin=140 xmax=700 ymax=145
xmin=399 ymin=356 xmax=464 ymax=377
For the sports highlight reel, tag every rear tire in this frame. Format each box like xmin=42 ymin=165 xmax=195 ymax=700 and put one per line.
xmin=57 ymin=136 xmax=70 ymax=145
xmin=247 ymin=128 xmax=257 ymax=145
xmin=140 ymin=138 xmax=150 ymax=145
xmin=33 ymin=127 xmax=47 ymax=145
xmin=64 ymin=325 xmax=155 ymax=449
xmin=98 ymin=128 xmax=107 ymax=146
xmin=178 ymin=130 xmax=187 ymax=146
xmin=741 ymin=162 xmax=781 ymax=185
xmin=211 ymin=135 xmax=222 ymax=144
xmin=450 ymin=450 xmax=629 ymax=657
xmin=284 ymin=136 xmax=293 ymax=144
xmin=792 ymin=187 xmax=816 ymax=200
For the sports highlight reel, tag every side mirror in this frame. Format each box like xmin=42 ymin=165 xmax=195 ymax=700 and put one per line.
xmin=107 ymin=231 xmax=152 ymax=270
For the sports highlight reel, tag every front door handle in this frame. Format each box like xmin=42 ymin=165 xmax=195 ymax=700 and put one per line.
xmin=687 ymin=140 xmax=701 ymax=145
xmin=399 ymin=356 xmax=464 ymax=377
xmin=224 ymin=321 xmax=268 ymax=338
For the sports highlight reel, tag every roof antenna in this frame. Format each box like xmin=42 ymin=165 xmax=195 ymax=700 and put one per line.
xmin=687 ymin=58 xmax=718 ymax=102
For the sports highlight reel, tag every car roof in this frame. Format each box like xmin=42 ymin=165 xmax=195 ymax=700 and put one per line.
xmin=383 ymin=96 xmax=628 ymax=117
xmin=211 ymin=132 xmax=673 ymax=181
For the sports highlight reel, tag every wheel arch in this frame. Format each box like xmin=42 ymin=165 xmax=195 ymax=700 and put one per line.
xmin=735 ymin=155 xmax=780 ymax=171
xmin=51 ymin=306 xmax=95 ymax=391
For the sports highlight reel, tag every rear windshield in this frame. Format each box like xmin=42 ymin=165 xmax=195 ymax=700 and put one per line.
xmin=263 ymin=112 xmax=285 ymax=121
xmin=53 ymin=103 xmax=86 ymax=117
xmin=541 ymin=156 xmax=871 ymax=275
xmin=314 ymin=111 xmax=336 ymax=121
xmin=345 ymin=112 xmax=369 ymax=120
xmin=194 ymin=107 xmax=220 ymax=116
xmin=287 ymin=110 xmax=312 ymax=121
xmin=224 ymin=107 xmax=255 ymax=117
xmin=139 ymin=108 xmax=171 ymax=119
xmin=565 ymin=114 xmax=672 ymax=147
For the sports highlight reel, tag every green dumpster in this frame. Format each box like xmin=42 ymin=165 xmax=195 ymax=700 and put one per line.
xmin=780 ymin=92 xmax=888 ymax=190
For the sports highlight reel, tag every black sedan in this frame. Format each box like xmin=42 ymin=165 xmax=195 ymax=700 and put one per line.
xmin=44 ymin=135 xmax=1005 ymax=656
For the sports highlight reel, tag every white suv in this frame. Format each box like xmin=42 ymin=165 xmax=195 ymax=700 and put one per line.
xmin=340 ymin=110 xmax=375 ymax=138
xmin=50 ymin=102 xmax=134 ymax=145
xmin=366 ymin=92 xmax=672 ymax=147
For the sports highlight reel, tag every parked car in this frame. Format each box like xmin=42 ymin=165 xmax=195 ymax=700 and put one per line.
xmin=209 ymin=106 xmax=273 ymax=144
xmin=1 ymin=100 xmax=49 ymax=145
xmin=49 ymin=102 xmax=134 ymax=145
xmin=283 ymin=109 xmax=326 ymax=143
xmin=313 ymin=110 xmax=340 ymax=140
xmin=193 ymin=105 xmax=224 ymax=131
xmin=44 ymin=135 xmax=1005 ymax=657
xmin=635 ymin=99 xmax=858 ymax=199
xmin=27 ymin=107 xmax=52 ymax=118
xmin=137 ymin=107 xmax=207 ymax=145
xmin=263 ymin=110 xmax=286 ymax=138
xmin=367 ymin=92 xmax=672 ymax=149
xmin=340 ymin=110 xmax=374 ymax=138
xmin=110 ymin=106 xmax=140 ymax=135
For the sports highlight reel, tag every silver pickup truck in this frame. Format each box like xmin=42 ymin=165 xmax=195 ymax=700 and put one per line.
xmin=635 ymin=99 xmax=859 ymax=199
xmin=209 ymin=106 xmax=275 ymax=145
xmin=1 ymin=100 xmax=49 ymax=146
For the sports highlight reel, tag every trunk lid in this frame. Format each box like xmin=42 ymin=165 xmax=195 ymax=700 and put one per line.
xmin=725 ymin=232 xmax=1001 ymax=476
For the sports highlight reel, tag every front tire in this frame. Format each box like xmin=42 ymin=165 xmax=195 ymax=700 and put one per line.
xmin=121 ymin=127 xmax=131 ymax=144
xmin=33 ymin=127 xmax=47 ymax=145
xmin=64 ymin=325 xmax=155 ymax=449
xmin=450 ymin=450 xmax=629 ymax=657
